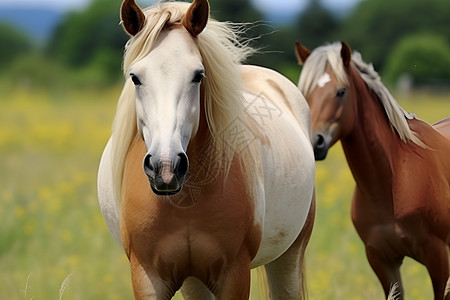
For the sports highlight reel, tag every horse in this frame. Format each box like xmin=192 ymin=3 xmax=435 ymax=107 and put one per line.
xmin=97 ymin=0 xmax=316 ymax=298
xmin=295 ymin=41 xmax=450 ymax=299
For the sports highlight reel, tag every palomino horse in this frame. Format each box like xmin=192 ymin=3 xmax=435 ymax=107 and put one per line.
xmin=97 ymin=0 xmax=316 ymax=299
xmin=295 ymin=41 xmax=450 ymax=299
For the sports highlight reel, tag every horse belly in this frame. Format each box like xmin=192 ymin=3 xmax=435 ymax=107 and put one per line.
xmin=250 ymin=120 xmax=315 ymax=267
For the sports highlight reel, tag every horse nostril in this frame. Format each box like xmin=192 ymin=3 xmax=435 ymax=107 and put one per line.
xmin=315 ymin=134 xmax=326 ymax=149
xmin=313 ymin=134 xmax=329 ymax=161
xmin=176 ymin=152 xmax=189 ymax=177
xmin=143 ymin=154 xmax=154 ymax=174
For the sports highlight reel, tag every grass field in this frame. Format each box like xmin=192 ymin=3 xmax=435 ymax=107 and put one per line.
xmin=0 ymin=86 xmax=449 ymax=299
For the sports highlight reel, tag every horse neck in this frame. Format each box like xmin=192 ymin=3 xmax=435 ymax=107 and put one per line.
xmin=185 ymin=93 xmax=222 ymax=185
xmin=340 ymin=71 xmax=398 ymax=198
xmin=188 ymin=96 xmax=212 ymax=167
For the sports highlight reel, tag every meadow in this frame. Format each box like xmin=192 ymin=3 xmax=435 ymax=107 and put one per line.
xmin=0 ymin=86 xmax=449 ymax=299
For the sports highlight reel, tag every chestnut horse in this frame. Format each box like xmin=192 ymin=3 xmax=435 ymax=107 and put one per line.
xmin=295 ymin=41 xmax=450 ymax=299
xmin=97 ymin=0 xmax=316 ymax=299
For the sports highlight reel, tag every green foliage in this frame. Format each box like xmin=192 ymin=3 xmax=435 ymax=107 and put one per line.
xmin=207 ymin=0 xmax=280 ymax=69
xmin=3 ymin=0 xmax=450 ymax=90
xmin=254 ymin=0 xmax=338 ymax=83
xmin=209 ymin=0 xmax=262 ymax=22
xmin=0 ymin=23 xmax=33 ymax=71
xmin=339 ymin=0 xmax=450 ymax=71
xmin=293 ymin=0 xmax=338 ymax=49
xmin=383 ymin=33 xmax=450 ymax=86
xmin=46 ymin=0 xmax=127 ymax=83
xmin=1 ymin=53 xmax=68 ymax=91
xmin=249 ymin=26 xmax=297 ymax=71
xmin=1 ymin=51 xmax=121 ymax=91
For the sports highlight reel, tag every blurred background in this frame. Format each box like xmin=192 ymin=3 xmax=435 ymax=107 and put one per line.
xmin=1 ymin=0 xmax=450 ymax=90
xmin=0 ymin=0 xmax=449 ymax=299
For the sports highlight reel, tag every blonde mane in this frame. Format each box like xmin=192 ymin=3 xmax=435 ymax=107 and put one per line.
xmin=299 ymin=42 xmax=425 ymax=148
xmin=111 ymin=2 xmax=256 ymax=204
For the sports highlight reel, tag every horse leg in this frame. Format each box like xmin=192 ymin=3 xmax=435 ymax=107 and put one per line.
xmin=215 ymin=253 xmax=252 ymax=300
xmin=365 ymin=245 xmax=404 ymax=300
xmin=419 ymin=238 xmax=449 ymax=300
xmin=264 ymin=196 xmax=315 ymax=300
xmin=180 ymin=277 xmax=214 ymax=300
xmin=129 ymin=251 xmax=176 ymax=300
xmin=129 ymin=252 xmax=157 ymax=300
xmin=446 ymin=246 xmax=450 ymax=300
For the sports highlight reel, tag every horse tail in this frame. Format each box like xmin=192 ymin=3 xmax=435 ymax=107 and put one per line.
xmin=445 ymin=276 xmax=450 ymax=300
xmin=387 ymin=282 xmax=400 ymax=300
xmin=299 ymin=191 xmax=316 ymax=299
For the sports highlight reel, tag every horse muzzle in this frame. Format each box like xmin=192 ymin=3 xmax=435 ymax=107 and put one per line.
xmin=313 ymin=133 xmax=330 ymax=161
xmin=143 ymin=152 xmax=189 ymax=195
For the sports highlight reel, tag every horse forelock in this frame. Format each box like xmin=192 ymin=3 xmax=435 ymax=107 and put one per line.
xmin=111 ymin=1 xmax=258 ymax=205
xmin=122 ymin=2 xmax=190 ymax=75
xmin=299 ymin=42 xmax=426 ymax=149
xmin=298 ymin=43 xmax=349 ymax=97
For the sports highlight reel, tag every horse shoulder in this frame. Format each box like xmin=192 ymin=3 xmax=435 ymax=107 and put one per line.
xmin=97 ymin=137 xmax=122 ymax=246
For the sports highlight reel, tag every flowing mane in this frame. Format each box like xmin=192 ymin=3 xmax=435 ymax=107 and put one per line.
xmin=110 ymin=2 xmax=256 ymax=204
xmin=299 ymin=42 xmax=425 ymax=148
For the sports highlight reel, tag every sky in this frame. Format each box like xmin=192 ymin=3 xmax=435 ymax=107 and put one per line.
xmin=0 ymin=0 xmax=362 ymax=14
xmin=251 ymin=0 xmax=361 ymax=15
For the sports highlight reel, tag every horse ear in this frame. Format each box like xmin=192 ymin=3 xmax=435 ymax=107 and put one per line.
xmin=341 ymin=41 xmax=352 ymax=68
xmin=294 ymin=41 xmax=311 ymax=65
xmin=121 ymin=0 xmax=145 ymax=36
xmin=183 ymin=0 xmax=210 ymax=37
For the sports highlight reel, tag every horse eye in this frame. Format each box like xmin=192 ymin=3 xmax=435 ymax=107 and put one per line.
xmin=130 ymin=74 xmax=141 ymax=86
xmin=192 ymin=70 xmax=205 ymax=83
xmin=336 ymin=88 xmax=347 ymax=98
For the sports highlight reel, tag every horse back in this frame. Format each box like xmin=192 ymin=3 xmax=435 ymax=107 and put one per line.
xmin=433 ymin=117 xmax=450 ymax=140
xmin=392 ymin=119 xmax=450 ymax=230
xmin=239 ymin=65 xmax=311 ymax=140
xmin=408 ymin=118 xmax=450 ymax=170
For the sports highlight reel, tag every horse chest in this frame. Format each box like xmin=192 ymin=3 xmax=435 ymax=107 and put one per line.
xmin=121 ymin=172 xmax=261 ymax=281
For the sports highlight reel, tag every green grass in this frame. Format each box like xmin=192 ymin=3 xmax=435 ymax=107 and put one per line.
xmin=0 ymin=87 xmax=448 ymax=299
xmin=0 ymin=87 xmax=133 ymax=299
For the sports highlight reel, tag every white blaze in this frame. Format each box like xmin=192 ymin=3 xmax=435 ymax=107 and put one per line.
xmin=317 ymin=73 xmax=331 ymax=88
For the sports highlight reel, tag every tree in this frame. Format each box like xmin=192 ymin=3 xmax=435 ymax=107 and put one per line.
xmin=0 ymin=23 xmax=33 ymax=71
xmin=293 ymin=0 xmax=338 ymax=49
xmin=383 ymin=33 xmax=450 ymax=86
xmin=339 ymin=0 xmax=450 ymax=72
xmin=209 ymin=0 xmax=262 ymax=23
xmin=47 ymin=0 xmax=128 ymax=82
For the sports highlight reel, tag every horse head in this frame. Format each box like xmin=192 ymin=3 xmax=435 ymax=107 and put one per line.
xmin=296 ymin=41 xmax=356 ymax=160
xmin=121 ymin=0 xmax=209 ymax=195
